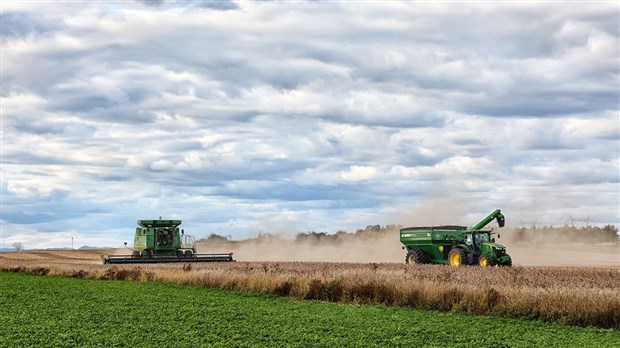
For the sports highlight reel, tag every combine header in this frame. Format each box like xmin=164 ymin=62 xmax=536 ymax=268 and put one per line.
xmin=103 ymin=218 xmax=234 ymax=264
xmin=400 ymin=209 xmax=512 ymax=267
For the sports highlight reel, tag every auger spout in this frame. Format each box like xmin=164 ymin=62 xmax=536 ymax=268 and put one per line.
xmin=471 ymin=209 xmax=505 ymax=231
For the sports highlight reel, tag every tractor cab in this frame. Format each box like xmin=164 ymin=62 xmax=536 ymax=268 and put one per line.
xmin=468 ymin=230 xmax=510 ymax=266
xmin=465 ymin=231 xmax=494 ymax=246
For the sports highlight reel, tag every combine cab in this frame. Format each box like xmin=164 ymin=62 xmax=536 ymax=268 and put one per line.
xmin=400 ymin=209 xmax=512 ymax=267
xmin=103 ymin=218 xmax=234 ymax=264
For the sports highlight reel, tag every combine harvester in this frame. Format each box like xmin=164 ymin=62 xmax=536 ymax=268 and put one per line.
xmin=103 ymin=218 xmax=234 ymax=264
xmin=400 ymin=209 xmax=512 ymax=267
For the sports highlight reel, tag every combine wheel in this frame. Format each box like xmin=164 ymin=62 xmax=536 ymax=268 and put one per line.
xmin=141 ymin=250 xmax=151 ymax=258
xmin=448 ymin=249 xmax=467 ymax=266
xmin=478 ymin=254 xmax=492 ymax=268
xmin=131 ymin=251 xmax=140 ymax=259
xmin=405 ymin=249 xmax=428 ymax=265
xmin=176 ymin=250 xmax=184 ymax=258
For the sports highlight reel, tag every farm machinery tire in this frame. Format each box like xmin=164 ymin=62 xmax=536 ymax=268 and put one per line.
xmin=406 ymin=249 xmax=428 ymax=265
xmin=478 ymin=254 xmax=493 ymax=268
xmin=449 ymin=249 xmax=468 ymax=266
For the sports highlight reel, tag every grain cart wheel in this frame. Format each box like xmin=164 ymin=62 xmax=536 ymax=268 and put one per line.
xmin=406 ymin=249 xmax=427 ymax=265
xmin=478 ymin=254 xmax=492 ymax=268
xmin=184 ymin=250 xmax=193 ymax=257
xmin=405 ymin=251 xmax=415 ymax=264
xmin=449 ymin=249 xmax=467 ymax=266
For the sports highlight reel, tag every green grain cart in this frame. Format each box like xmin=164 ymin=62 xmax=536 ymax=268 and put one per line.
xmin=400 ymin=209 xmax=512 ymax=267
xmin=103 ymin=218 xmax=234 ymax=264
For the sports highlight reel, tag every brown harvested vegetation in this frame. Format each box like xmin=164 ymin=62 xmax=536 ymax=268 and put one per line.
xmin=1 ymin=249 xmax=619 ymax=329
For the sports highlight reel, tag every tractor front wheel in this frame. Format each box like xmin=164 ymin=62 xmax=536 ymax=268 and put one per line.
xmin=449 ymin=249 xmax=468 ymax=266
xmin=478 ymin=254 xmax=492 ymax=268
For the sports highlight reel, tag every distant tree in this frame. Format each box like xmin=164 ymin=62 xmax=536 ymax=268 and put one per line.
xmin=205 ymin=233 xmax=229 ymax=243
xmin=12 ymin=242 xmax=24 ymax=252
xmin=601 ymin=225 xmax=619 ymax=243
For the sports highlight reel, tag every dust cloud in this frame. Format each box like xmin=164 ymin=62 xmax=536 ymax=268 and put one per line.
xmin=197 ymin=189 xmax=619 ymax=267
xmin=201 ymin=232 xmax=405 ymax=263
xmin=499 ymin=227 xmax=619 ymax=267
xmin=506 ymin=243 xmax=619 ymax=267
xmin=199 ymin=226 xmax=619 ymax=267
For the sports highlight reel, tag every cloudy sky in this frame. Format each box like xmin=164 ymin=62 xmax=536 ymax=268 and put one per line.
xmin=2 ymin=1 xmax=619 ymax=249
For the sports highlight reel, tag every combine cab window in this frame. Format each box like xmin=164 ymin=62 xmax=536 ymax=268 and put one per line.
xmin=156 ymin=228 xmax=173 ymax=246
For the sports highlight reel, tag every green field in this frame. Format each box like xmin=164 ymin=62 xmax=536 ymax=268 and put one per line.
xmin=1 ymin=272 xmax=618 ymax=347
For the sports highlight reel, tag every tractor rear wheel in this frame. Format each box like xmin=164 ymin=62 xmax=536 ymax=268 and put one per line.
xmin=449 ymin=249 xmax=468 ymax=266
xmin=405 ymin=249 xmax=427 ymax=265
xmin=478 ymin=254 xmax=492 ymax=268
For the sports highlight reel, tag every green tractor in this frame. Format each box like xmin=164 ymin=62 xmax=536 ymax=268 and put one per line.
xmin=103 ymin=218 xmax=234 ymax=264
xmin=400 ymin=209 xmax=512 ymax=267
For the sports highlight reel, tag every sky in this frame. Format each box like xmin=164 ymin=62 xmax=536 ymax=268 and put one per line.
xmin=1 ymin=1 xmax=619 ymax=249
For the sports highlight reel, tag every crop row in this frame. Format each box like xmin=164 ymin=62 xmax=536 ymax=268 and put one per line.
xmin=2 ymin=260 xmax=619 ymax=330
xmin=3 ymin=272 xmax=619 ymax=347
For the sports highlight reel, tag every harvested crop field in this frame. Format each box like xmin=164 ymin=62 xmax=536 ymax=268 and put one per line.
xmin=1 ymin=249 xmax=619 ymax=329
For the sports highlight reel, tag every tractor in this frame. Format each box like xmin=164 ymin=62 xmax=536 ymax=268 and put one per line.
xmin=400 ymin=209 xmax=512 ymax=267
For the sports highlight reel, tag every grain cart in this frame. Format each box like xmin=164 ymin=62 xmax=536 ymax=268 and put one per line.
xmin=103 ymin=218 xmax=234 ymax=264
xmin=400 ymin=209 xmax=511 ymax=267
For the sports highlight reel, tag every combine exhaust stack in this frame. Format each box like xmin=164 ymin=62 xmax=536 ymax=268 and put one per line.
xmin=103 ymin=218 xmax=235 ymax=264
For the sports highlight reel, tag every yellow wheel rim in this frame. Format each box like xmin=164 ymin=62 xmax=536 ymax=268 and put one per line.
xmin=449 ymin=252 xmax=460 ymax=266
xmin=408 ymin=254 xmax=416 ymax=264
xmin=479 ymin=257 xmax=488 ymax=267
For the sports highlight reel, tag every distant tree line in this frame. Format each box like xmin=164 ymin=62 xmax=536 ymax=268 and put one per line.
xmin=294 ymin=224 xmax=402 ymax=244
xmin=199 ymin=224 xmax=619 ymax=245
xmin=510 ymin=224 xmax=619 ymax=244
xmin=198 ymin=224 xmax=403 ymax=244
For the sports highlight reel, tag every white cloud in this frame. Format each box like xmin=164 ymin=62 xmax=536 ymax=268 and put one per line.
xmin=340 ymin=165 xmax=378 ymax=182
xmin=2 ymin=1 xmax=618 ymax=250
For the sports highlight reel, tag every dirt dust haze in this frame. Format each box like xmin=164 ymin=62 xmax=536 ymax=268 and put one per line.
xmin=221 ymin=232 xmax=404 ymax=263
xmin=199 ymin=229 xmax=619 ymax=267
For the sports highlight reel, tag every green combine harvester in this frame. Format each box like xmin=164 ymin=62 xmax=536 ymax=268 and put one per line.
xmin=400 ymin=209 xmax=512 ymax=267
xmin=103 ymin=218 xmax=234 ymax=264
